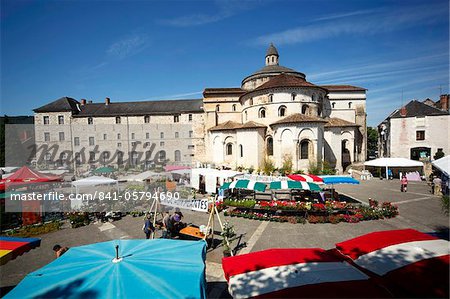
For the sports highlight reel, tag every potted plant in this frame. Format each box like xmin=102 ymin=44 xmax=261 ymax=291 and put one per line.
xmin=221 ymin=221 xmax=236 ymax=257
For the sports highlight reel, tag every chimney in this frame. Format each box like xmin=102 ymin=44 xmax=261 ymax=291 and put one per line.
xmin=105 ymin=97 xmax=110 ymax=105
xmin=400 ymin=106 xmax=407 ymax=117
xmin=439 ymin=94 xmax=449 ymax=111
xmin=81 ymin=99 xmax=86 ymax=105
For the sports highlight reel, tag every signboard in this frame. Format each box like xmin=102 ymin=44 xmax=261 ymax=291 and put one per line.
xmin=159 ymin=197 xmax=209 ymax=212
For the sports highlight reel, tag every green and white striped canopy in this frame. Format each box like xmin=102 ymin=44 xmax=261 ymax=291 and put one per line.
xmin=220 ymin=179 xmax=267 ymax=192
xmin=269 ymin=180 xmax=322 ymax=191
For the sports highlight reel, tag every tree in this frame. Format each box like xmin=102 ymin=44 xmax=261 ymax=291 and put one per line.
xmin=367 ymin=127 xmax=378 ymax=158
xmin=434 ymin=149 xmax=445 ymax=160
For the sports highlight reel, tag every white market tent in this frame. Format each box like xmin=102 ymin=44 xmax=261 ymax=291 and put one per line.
xmin=432 ymin=155 xmax=450 ymax=176
xmin=191 ymin=168 xmax=243 ymax=194
xmin=70 ymin=176 xmax=118 ymax=209
xmin=364 ymin=158 xmax=423 ymax=179
xmin=119 ymin=171 xmax=168 ymax=182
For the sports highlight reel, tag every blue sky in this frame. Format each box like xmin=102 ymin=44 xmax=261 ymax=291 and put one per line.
xmin=1 ymin=0 xmax=448 ymax=126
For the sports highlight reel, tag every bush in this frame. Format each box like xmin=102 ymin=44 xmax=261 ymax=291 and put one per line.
xmin=7 ymin=221 xmax=62 ymax=237
xmin=308 ymin=161 xmax=335 ymax=175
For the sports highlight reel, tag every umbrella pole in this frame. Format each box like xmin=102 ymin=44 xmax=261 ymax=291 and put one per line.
xmin=386 ymin=166 xmax=389 ymax=180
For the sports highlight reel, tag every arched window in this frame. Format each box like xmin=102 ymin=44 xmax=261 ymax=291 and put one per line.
xmin=300 ymin=140 xmax=310 ymax=159
xmin=332 ymin=102 xmax=336 ymax=109
xmin=88 ymin=117 xmax=93 ymax=125
xmin=268 ymin=94 xmax=273 ymax=102
xmin=291 ymin=93 xmax=296 ymax=101
xmin=302 ymin=105 xmax=310 ymax=115
xmin=115 ymin=117 xmax=121 ymax=124
xmin=267 ymin=137 xmax=273 ymax=156
xmin=174 ymin=150 xmax=181 ymax=162
xmin=232 ymin=104 xmax=236 ymax=112
xmin=216 ymin=105 xmax=220 ymax=112
xmin=278 ymin=106 xmax=286 ymax=117
xmin=348 ymin=102 xmax=352 ymax=108
xmin=312 ymin=94 xmax=316 ymax=102
xmin=249 ymin=98 xmax=253 ymax=106
xmin=271 ymin=57 xmax=274 ymax=63
xmin=239 ymin=145 xmax=243 ymax=157
xmin=226 ymin=143 xmax=233 ymax=155
xmin=117 ymin=151 xmax=124 ymax=165
xmin=245 ymin=111 xmax=248 ymax=121
xmin=259 ymin=107 xmax=266 ymax=118
xmin=318 ymin=106 xmax=322 ymax=117
xmin=144 ymin=115 xmax=150 ymax=123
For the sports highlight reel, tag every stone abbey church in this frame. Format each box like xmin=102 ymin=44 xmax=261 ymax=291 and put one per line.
xmin=34 ymin=44 xmax=367 ymax=174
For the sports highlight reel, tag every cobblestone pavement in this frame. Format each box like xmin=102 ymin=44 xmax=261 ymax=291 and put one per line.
xmin=1 ymin=179 xmax=448 ymax=298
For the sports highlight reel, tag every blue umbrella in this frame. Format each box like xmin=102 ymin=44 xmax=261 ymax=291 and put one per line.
xmin=319 ymin=176 xmax=360 ymax=185
xmin=6 ymin=239 xmax=206 ymax=299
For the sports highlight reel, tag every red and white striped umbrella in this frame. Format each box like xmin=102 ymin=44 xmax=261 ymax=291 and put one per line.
xmin=287 ymin=174 xmax=324 ymax=183
xmin=222 ymin=248 xmax=391 ymax=298
xmin=335 ymin=229 xmax=450 ymax=298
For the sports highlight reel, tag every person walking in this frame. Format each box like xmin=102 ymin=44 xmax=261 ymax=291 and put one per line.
xmin=401 ymin=175 xmax=408 ymax=192
xmin=143 ymin=213 xmax=155 ymax=239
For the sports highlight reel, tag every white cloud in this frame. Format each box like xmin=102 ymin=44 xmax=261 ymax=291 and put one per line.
xmin=250 ymin=2 xmax=447 ymax=46
xmin=159 ymin=0 xmax=264 ymax=27
xmin=107 ymin=33 xmax=149 ymax=60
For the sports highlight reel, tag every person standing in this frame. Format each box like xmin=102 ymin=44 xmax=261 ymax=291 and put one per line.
xmin=162 ymin=211 xmax=171 ymax=239
xmin=143 ymin=213 xmax=155 ymax=239
xmin=401 ymin=176 xmax=408 ymax=192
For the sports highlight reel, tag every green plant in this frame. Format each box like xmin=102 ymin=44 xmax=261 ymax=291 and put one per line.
xmin=247 ymin=166 xmax=254 ymax=174
xmin=281 ymin=154 xmax=293 ymax=174
xmin=7 ymin=221 xmax=62 ymax=237
xmin=262 ymin=157 xmax=275 ymax=175
xmin=221 ymin=221 xmax=236 ymax=254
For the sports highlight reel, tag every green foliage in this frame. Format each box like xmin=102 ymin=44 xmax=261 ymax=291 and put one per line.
xmin=221 ymin=221 xmax=236 ymax=251
xmin=262 ymin=157 xmax=275 ymax=175
xmin=367 ymin=127 xmax=378 ymax=157
xmin=442 ymin=195 xmax=449 ymax=215
xmin=281 ymin=154 xmax=293 ymax=174
xmin=308 ymin=161 xmax=335 ymax=175
xmin=247 ymin=166 xmax=254 ymax=174
xmin=224 ymin=199 xmax=256 ymax=209
xmin=434 ymin=150 xmax=445 ymax=160
xmin=7 ymin=221 xmax=62 ymax=237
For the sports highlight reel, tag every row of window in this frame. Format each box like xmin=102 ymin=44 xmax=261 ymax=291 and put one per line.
xmin=57 ymin=149 xmax=184 ymax=165
xmin=224 ymin=138 xmax=311 ymax=159
xmin=42 ymin=114 xmax=194 ymax=125
xmin=44 ymin=131 xmax=194 ymax=143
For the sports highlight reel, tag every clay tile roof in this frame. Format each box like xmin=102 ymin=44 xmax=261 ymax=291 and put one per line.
xmin=270 ymin=113 xmax=327 ymax=126
xmin=325 ymin=117 xmax=359 ymax=127
xmin=254 ymin=74 xmax=323 ymax=92
xmin=239 ymin=121 xmax=266 ymax=129
xmin=320 ymin=85 xmax=366 ymax=92
xmin=209 ymin=120 xmax=266 ymax=132
xmin=209 ymin=121 xmax=242 ymax=131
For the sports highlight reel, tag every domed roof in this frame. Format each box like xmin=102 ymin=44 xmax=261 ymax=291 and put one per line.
xmin=266 ymin=43 xmax=279 ymax=57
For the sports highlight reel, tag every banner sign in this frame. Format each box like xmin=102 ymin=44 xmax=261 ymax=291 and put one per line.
xmin=159 ymin=197 xmax=209 ymax=212
xmin=240 ymin=174 xmax=289 ymax=182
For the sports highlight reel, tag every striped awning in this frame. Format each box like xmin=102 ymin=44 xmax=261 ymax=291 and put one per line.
xmin=222 ymin=248 xmax=391 ymax=298
xmin=335 ymin=229 xmax=450 ymax=298
xmin=0 ymin=236 xmax=41 ymax=265
xmin=269 ymin=180 xmax=321 ymax=191
xmin=287 ymin=174 xmax=324 ymax=183
xmin=220 ymin=180 xmax=266 ymax=192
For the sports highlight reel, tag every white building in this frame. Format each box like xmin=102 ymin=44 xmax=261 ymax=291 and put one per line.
xmin=33 ymin=44 xmax=367 ymax=173
xmin=378 ymin=96 xmax=449 ymax=160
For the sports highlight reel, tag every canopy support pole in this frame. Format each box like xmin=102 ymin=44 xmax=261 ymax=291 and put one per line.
xmin=204 ymin=199 xmax=233 ymax=256
xmin=386 ymin=166 xmax=389 ymax=180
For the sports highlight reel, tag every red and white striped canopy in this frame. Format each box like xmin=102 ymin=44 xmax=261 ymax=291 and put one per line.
xmin=222 ymin=248 xmax=391 ymax=298
xmin=287 ymin=174 xmax=324 ymax=183
xmin=335 ymin=229 xmax=450 ymax=298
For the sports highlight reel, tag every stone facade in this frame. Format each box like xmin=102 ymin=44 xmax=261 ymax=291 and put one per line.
xmin=33 ymin=44 xmax=367 ymax=174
